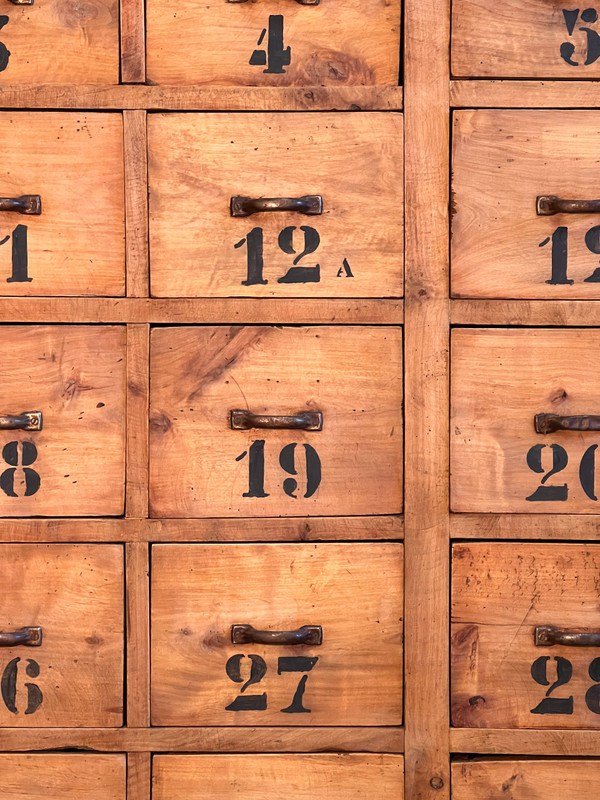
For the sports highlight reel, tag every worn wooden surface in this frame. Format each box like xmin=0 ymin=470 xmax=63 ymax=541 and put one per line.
xmin=451 ymin=299 xmax=600 ymax=326
xmin=124 ymin=111 xmax=149 ymax=298
xmin=148 ymin=113 xmax=403 ymax=298
xmin=452 ymin=80 xmax=600 ymax=107
xmin=151 ymin=543 xmax=403 ymax=725
xmin=146 ymin=0 xmax=400 ymax=86
xmin=0 ymin=544 xmax=123 ymax=727
xmin=453 ymin=110 xmax=600 ymax=299
xmin=149 ymin=326 xmax=402 ymax=517
xmin=153 ymin=754 xmax=404 ymax=799
xmin=0 ymin=326 xmax=126 ymax=516
xmin=451 ymin=727 xmax=600 ymax=754
xmin=2 ymin=753 xmax=126 ymax=798
xmin=0 ymin=113 xmax=124 ymax=297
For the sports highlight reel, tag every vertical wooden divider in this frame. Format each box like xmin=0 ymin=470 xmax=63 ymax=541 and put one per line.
xmin=128 ymin=752 xmax=152 ymax=800
xmin=404 ymin=0 xmax=451 ymax=795
xmin=126 ymin=323 xmax=150 ymax=517
xmin=121 ymin=0 xmax=147 ymax=83
xmin=124 ymin=110 xmax=150 ymax=298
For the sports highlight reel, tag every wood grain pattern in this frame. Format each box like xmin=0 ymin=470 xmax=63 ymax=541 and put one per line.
xmin=0 ymin=544 xmax=123 ymax=727
xmin=127 ymin=753 xmax=151 ymax=800
xmin=151 ymin=543 xmax=403 ymax=726
xmin=149 ymin=326 xmax=402 ymax=517
xmin=451 ymin=299 xmax=600 ymax=326
xmin=452 ymin=80 xmax=600 ymax=108
xmin=452 ymin=110 xmax=600 ymax=299
xmin=451 ymin=513 xmax=600 ymax=539
xmin=2 ymin=754 xmax=126 ymax=799
xmin=146 ymin=0 xmax=400 ymax=86
xmin=125 ymin=324 xmax=149 ymax=517
xmin=148 ymin=113 xmax=403 ymax=298
xmin=0 ymin=326 xmax=126 ymax=516
xmin=451 ymin=328 xmax=600 ymax=513
xmin=153 ymin=754 xmax=404 ymax=799
xmin=126 ymin=542 xmax=150 ymax=726
xmin=120 ymin=0 xmax=145 ymax=83
xmin=124 ymin=111 xmax=149 ymax=298
xmin=451 ymin=727 xmax=600 ymax=754
xmin=0 ymin=113 xmax=124 ymax=297
xmin=0 ymin=1 xmax=119 ymax=84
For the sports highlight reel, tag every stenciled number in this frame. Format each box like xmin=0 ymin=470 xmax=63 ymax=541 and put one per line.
xmin=540 ymin=225 xmax=600 ymax=285
xmin=0 ymin=15 xmax=10 ymax=73
xmin=225 ymin=653 xmax=318 ymax=712
xmin=0 ymin=224 xmax=31 ymax=283
xmin=1 ymin=657 xmax=43 ymax=715
xmin=530 ymin=656 xmax=600 ymax=715
xmin=237 ymin=440 xmax=321 ymax=499
xmin=249 ymin=15 xmax=291 ymax=74
xmin=0 ymin=441 xmax=40 ymax=498
xmin=561 ymin=8 xmax=600 ymax=66
xmin=526 ymin=443 xmax=599 ymax=502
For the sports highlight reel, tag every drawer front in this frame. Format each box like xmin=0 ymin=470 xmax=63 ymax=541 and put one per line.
xmin=0 ymin=1 xmax=119 ymax=85
xmin=146 ymin=1 xmax=400 ymax=86
xmin=149 ymin=325 xmax=402 ymax=517
xmin=0 ymin=325 xmax=126 ymax=516
xmin=0 ymin=113 xmax=124 ymax=297
xmin=452 ymin=542 xmax=600 ymax=730
xmin=151 ymin=543 xmax=403 ymax=726
xmin=452 ymin=110 xmax=600 ymax=300
xmin=148 ymin=113 xmax=403 ymax=299
xmin=451 ymin=328 xmax=600 ymax=514
xmin=452 ymin=0 xmax=600 ymax=78
xmin=153 ymin=755 xmax=404 ymax=798
xmin=0 ymin=545 xmax=123 ymax=727
xmin=453 ymin=760 xmax=600 ymax=799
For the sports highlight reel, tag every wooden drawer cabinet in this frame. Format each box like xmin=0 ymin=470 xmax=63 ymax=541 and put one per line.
xmin=151 ymin=543 xmax=403 ymax=725
xmin=146 ymin=1 xmax=400 ymax=87
xmin=148 ymin=113 xmax=403 ymax=299
xmin=0 ymin=325 xmax=126 ymax=516
xmin=0 ymin=1 xmax=119 ymax=85
xmin=0 ymin=113 xmax=124 ymax=297
xmin=149 ymin=325 xmax=402 ymax=517
xmin=453 ymin=760 xmax=600 ymax=799
xmin=452 ymin=110 xmax=600 ymax=300
xmin=0 ymin=544 xmax=123 ymax=727
xmin=153 ymin=755 xmax=404 ymax=798
xmin=3 ymin=753 xmax=126 ymax=798
xmin=450 ymin=327 xmax=600 ymax=513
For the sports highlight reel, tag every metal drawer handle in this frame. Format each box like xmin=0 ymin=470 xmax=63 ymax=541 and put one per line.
xmin=6 ymin=0 xmax=34 ymax=5
xmin=230 ymin=195 xmax=323 ymax=217
xmin=0 ymin=626 xmax=42 ymax=647
xmin=535 ymin=413 xmax=600 ymax=434
xmin=0 ymin=412 xmax=42 ymax=431
xmin=232 ymin=624 xmax=323 ymax=646
xmin=535 ymin=625 xmax=600 ymax=647
xmin=0 ymin=196 xmax=41 ymax=215
xmin=228 ymin=0 xmax=319 ymax=6
xmin=231 ymin=409 xmax=323 ymax=431
xmin=537 ymin=196 xmax=600 ymax=216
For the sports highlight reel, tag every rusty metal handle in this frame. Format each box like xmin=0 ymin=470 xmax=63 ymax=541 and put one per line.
xmin=535 ymin=625 xmax=600 ymax=647
xmin=0 ymin=412 xmax=42 ymax=431
xmin=0 ymin=195 xmax=41 ymax=215
xmin=228 ymin=0 xmax=319 ymax=6
xmin=232 ymin=624 xmax=323 ymax=645
xmin=6 ymin=0 xmax=34 ymax=5
xmin=231 ymin=409 xmax=323 ymax=431
xmin=230 ymin=195 xmax=323 ymax=217
xmin=0 ymin=627 xmax=42 ymax=647
xmin=535 ymin=413 xmax=600 ymax=434
xmin=537 ymin=196 xmax=600 ymax=216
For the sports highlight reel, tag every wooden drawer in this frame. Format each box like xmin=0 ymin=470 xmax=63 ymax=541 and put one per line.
xmin=146 ymin=1 xmax=400 ymax=86
xmin=153 ymin=755 xmax=404 ymax=798
xmin=0 ymin=113 xmax=124 ymax=297
xmin=451 ymin=109 xmax=600 ymax=300
xmin=151 ymin=543 xmax=403 ymax=726
xmin=4 ymin=754 xmax=126 ymax=798
xmin=453 ymin=760 xmax=600 ymax=798
xmin=0 ymin=544 xmax=123 ymax=727
xmin=0 ymin=325 xmax=126 ymax=516
xmin=148 ymin=113 xmax=403 ymax=299
xmin=0 ymin=1 xmax=119 ymax=85
xmin=450 ymin=327 xmax=600 ymax=514
xmin=149 ymin=325 xmax=402 ymax=517
xmin=451 ymin=0 xmax=600 ymax=78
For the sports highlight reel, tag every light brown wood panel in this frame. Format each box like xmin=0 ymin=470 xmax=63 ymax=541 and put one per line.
xmin=125 ymin=542 xmax=150 ymax=726
xmin=149 ymin=326 xmax=402 ymax=517
xmin=451 ymin=328 xmax=600 ymax=513
xmin=124 ymin=111 xmax=149 ymax=298
xmin=148 ymin=113 xmax=403 ymax=298
xmin=0 ymin=544 xmax=123 ymax=727
xmin=451 ymin=513 xmax=600 ymax=539
xmin=452 ymin=760 xmax=600 ymax=799
xmin=452 ymin=0 xmax=600 ymax=77
xmin=151 ymin=543 xmax=403 ymax=726
xmin=451 ymin=299 xmax=600 ymax=327
xmin=0 ymin=325 xmax=126 ymax=516
xmin=120 ymin=0 xmax=145 ymax=83
xmin=125 ymin=324 xmax=149 ymax=517
xmin=451 ymin=80 xmax=600 ymax=108
xmin=0 ymin=112 xmax=124 ymax=296
xmin=452 ymin=542 xmax=600 ymax=729
xmin=452 ymin=110 xmax=600 ymax=299
xmin=0 ymin=1 xmax=119 ymax=84
xmin=153 ymin=754 xmax=404 ymax=799
xmin=451 ymin=728 xmax=600 ymax=754
xmin=146 ymin=0 xmax=400 ymax=86
xmin=2 ymin=754 xmax=126 ymax=799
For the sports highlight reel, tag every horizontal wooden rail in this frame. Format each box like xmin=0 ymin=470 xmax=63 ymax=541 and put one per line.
xmin=451 ymin=513 xmax=600 ymax=540
xmin=451 ymin=80 xmax=600 ymax=108
xmin=450 ymin=299 xmax=600 ymax=326
xmin=451 ymin=727 xmax=600 ymax=755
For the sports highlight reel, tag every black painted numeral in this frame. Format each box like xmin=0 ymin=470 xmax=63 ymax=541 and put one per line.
xmin=249 ymin=15 xmax=291 ymax=74
xmin=225 ymin=654 xmax=318 ymax=713
xmin=0 ymin=16 xmax=10 ymax=73
xmin=561 ymin=8 xmax=600 ymax=66
xmin=237 ymin=440 xmax=321 ymax=499
xmin=278 ymin=655 xmax=319 ymax=713
xmin=1 ymin=657 xmax=43 ymax=715
xmin=526 ymin=443 xmax=568 ymax=502
xmin=530 ymin=655 xmax=574 ymax=715
xmin=540 ymin=224 xmax=600 ymax=284
xmin=1 ymin=224 xmax=32 ymax=284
